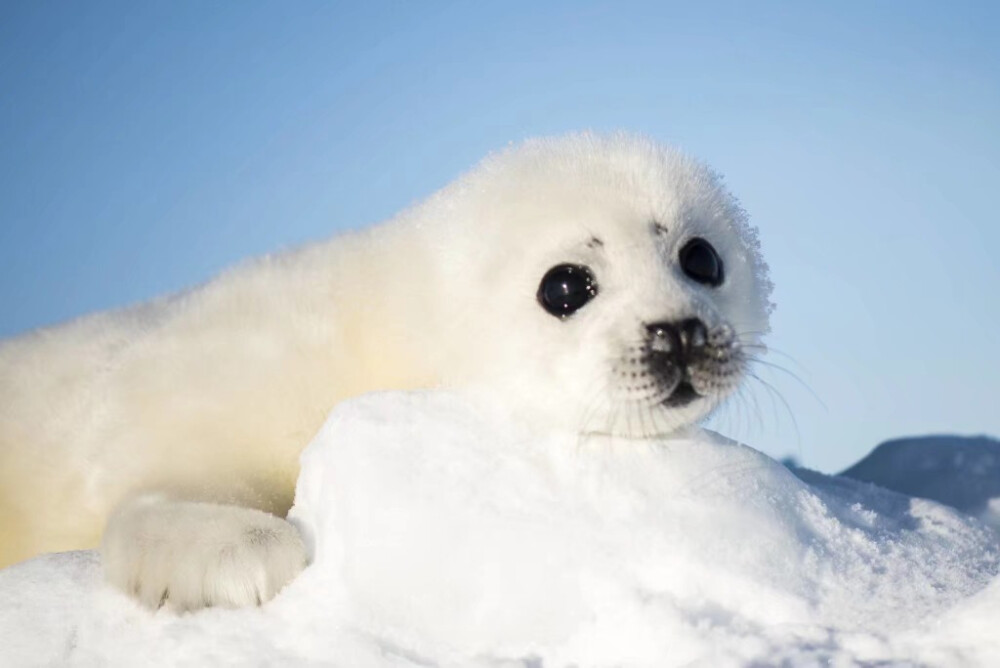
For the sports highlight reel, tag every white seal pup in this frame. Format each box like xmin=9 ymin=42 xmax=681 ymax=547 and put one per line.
xmin=0 ymin=133 xmax=773 ymax=610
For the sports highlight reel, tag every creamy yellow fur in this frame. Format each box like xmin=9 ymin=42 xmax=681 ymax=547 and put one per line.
xmin=0 ymin=229 xmax=437 ymax=567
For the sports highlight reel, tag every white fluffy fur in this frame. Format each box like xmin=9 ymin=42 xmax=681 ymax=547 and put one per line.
xmin=0 ymin=133 xmax=772 ymax=609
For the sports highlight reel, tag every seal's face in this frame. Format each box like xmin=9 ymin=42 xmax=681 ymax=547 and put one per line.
xmin=432 ymin=134 xmax=773 ymax=437
xmin=527 ymin=225 xmax=752 ymax=437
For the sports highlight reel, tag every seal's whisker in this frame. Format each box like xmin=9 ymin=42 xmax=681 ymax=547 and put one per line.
xmin=713 ymin=385 xmax=743 ymax=442
xmin=649 ymin=401 xmax=671 ymax=438
xmin=735 ymin=339 xmax=803 ymax=371
xmin=747 ymin=356 xmax=826 ymax=410
xmin=576 ymin=377 xmax=614 ymax=447
xmin=746 ymin=381 xmax=766 ymax=436
xmin=747 ymin=372 xmax=802 ymax=448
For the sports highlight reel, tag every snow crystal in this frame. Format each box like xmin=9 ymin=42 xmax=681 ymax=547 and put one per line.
xmin=0 ymin=391 xmax=997 ymax=667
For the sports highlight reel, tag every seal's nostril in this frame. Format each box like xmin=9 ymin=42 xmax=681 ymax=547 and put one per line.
xmin=645 ymin=322 xmax=680 ymax=355
xmin=679 ymin=319 xmax=708 ymax=351
xmin=646 ymin=322 xmax=673 ymax=338
xmin=647 ymin=319 xmax=710 ymax=358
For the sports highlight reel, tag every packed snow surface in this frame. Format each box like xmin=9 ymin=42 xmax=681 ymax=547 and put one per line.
xmin=1 ymin=391 xmax=998 ymax=666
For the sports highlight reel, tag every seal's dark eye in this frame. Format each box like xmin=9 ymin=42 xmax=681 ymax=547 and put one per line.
xmin=537 ymin=264 xmax=598 ymax=318
xmin=679 ymin=238 xmax=723 ymax=287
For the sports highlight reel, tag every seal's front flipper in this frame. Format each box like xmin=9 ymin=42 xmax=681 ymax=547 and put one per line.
xmin=101 ymin=493 xmax=307 ymax=611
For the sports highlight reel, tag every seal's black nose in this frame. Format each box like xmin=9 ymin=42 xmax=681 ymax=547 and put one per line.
xmin=678 ymin=318 xmax=708 ymax=354
xmin=645 ymin=318 xmax=710 ymax=407
xmin=646 ymin=318 xmax=708 ymax=359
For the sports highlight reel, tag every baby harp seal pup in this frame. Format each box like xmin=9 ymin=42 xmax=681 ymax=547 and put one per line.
xmin=0 ymin=133 xmax=773 ymax=610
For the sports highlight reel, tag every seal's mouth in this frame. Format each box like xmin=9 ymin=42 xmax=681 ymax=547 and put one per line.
xmin=663 ymin=380 xmax=700 ymax=407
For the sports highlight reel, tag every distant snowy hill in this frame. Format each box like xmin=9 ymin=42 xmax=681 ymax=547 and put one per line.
xmin=0 ymin=392 xmax=998 ymax=667
xmin=840 ymin=434 xmax=1000 ymax=528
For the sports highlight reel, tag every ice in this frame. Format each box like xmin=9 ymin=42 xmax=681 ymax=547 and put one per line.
xmin=0 ymin=391 xmax=997 ymax=666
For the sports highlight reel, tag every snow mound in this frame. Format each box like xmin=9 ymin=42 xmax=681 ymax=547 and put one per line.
xmin=1 ymin=391 xmax=998 ymax=667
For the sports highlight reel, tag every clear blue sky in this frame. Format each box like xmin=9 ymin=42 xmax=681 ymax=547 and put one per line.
xmin=1 ymin=1 xmax=998 ymax=473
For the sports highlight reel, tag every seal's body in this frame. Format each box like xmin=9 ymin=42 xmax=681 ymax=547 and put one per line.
xmin=0 ymin=134 xmax=772 ymax=609
xmin=0 ymin=226 xmax=438 ymax=566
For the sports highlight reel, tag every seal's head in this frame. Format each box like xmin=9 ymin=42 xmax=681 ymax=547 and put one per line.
xmin=424 ymin=133 xmax=773 ymax=437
